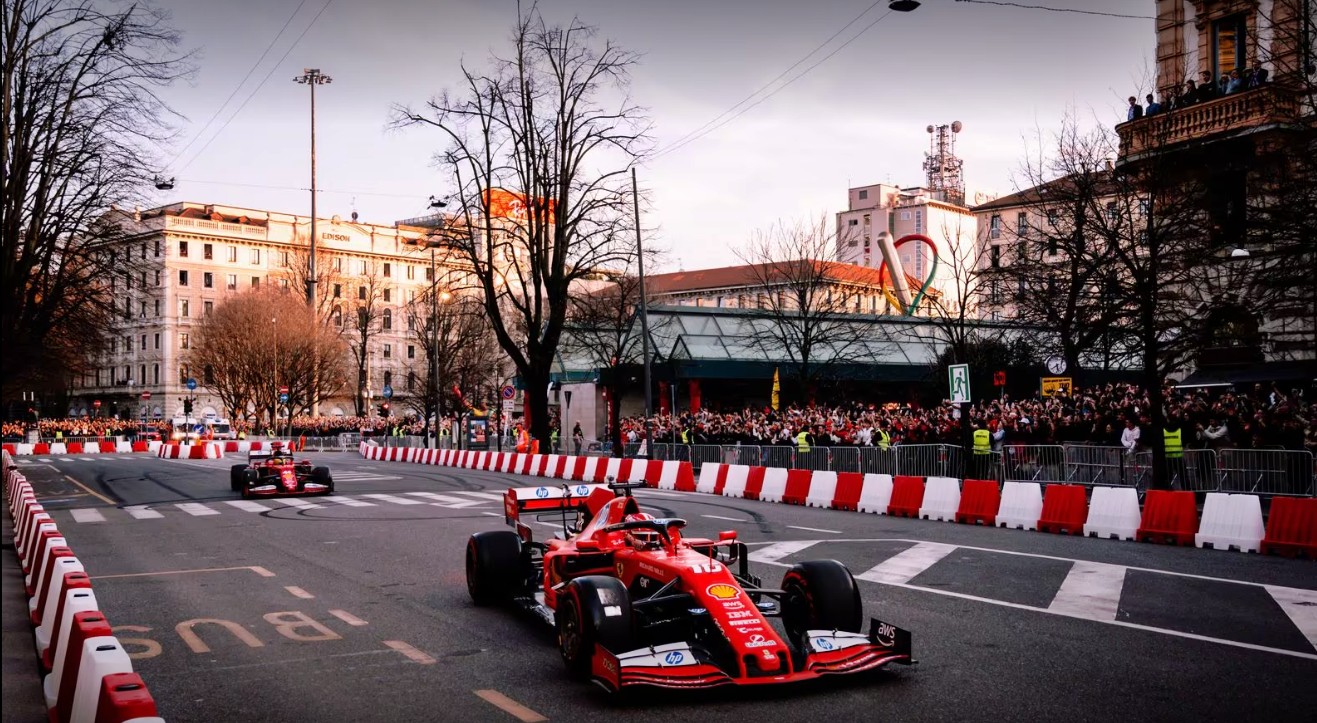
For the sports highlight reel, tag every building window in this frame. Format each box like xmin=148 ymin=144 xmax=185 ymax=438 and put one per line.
xmin=249 ymin=248 xmax=260 ymax=264
xmin=358 ymin=260 xmax=367 ymax=275
xmin=358 ymin=286 xmax=366 ymax=300
xmin=1213 ymin=15 xmax=1246 ymax=79
xmin=140 ymin=334 xmax=146 ymax=350
xmin=406 ymin=372 xmax=416 ymax=392
xmin=203 ymin=365 xmax=214 ymax=385
xmin=1048 ymin=236 xmax=1059 ymax=255
xmin=178 ymin=270 xmax=189 ymax=286
xmin=383 ymin=288 xmax=391 ymax=303
xmin=204 ymin=243 xmax=213 ymax=260
xmin=179 ymin=364 xmax=189 ymax=385
xmin=180 ymin=333 xmax=190 ymax=350
xmin=140 ymin=300 xmax=146 ymax=317
xmin=154 ymin=240 xmax=161 ymax=257
xmin=382 ymin=308 xmax=392 ymax=330
xmin=989 ymin=214 xmax=1001 ymax=238
xmin=154 ymin=333 xmax=160 ymax=349
xmin=204 ymin=300 xmax=214 ymax=316
xmin=179 ymin=241 xmax=188 ymax=257
xmin=279 ymin=278 xmax=289 ymax=289
xmin=990 ymin=245 xmax=1001 ymax=268
xmin=407 ymin=314 xmax=415 ymax=331
xmin=406 ymin=265 xmax=415 ymax=280
xmin=153 ymin=364 xmax=159 ymax=384
xmin=180 ymin=299 xmax=190 ymax=317
xmin=407 ymin=345 xmax=415 ymax=359
xmin=228 ymin=246 xmax=237 ymax=263
xmin=425 ymin=266 xmax=433 ymax=282
xmin=334 ymin=257 xmax=343 ymax=272
xmin=251 ymin=276 xmax=260 ymax=288
xmin=1047 ymin=209 xmax=1059 ymax=227
xmin=1106 ymin=202 xmax=1118 ymax=221
xmin=155 ymin=270 xmax=161 ymax=286
xmin=154 ymin=299 xmax=161 ymax=316
xmin=333 ymin=283 xmax=342 ymax=299
xmin=848 ymin=219 xmax=858 ymax=226
xmin=332 ymin=306 xmax=343 ymax=327
xmin=383 ymin=344 xmax=392 ymax=359
xmin=1017 ymin=212 xmax=1028 ymax=236
xmin=383 ymin=262 xmax=391 ymax=277
xmin=858 ymin=189 xmax=868 ymax=200
xmin=203 ymin=272 xmax=213 ymax=288
xmin=280 ymin=251 xmax=289 ymax=267
xmin=226 ymin=274 xmax=237 ymax=290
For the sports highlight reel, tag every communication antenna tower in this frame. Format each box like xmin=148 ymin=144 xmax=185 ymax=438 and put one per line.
xmin=923 ymin=121 xmax=965 ymax=206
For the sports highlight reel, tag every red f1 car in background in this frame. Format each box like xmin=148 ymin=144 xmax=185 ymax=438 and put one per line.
xmin=465 ymin=479 xmax=913 ymax=692
xmin=230 ymin=447 xmax=334 ymax=498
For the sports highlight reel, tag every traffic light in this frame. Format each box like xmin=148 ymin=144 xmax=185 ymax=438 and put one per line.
xmin=183 ymin=398 xmax=193 ymax=414
xmin=380 ymin=402 xmax=390 ymax=417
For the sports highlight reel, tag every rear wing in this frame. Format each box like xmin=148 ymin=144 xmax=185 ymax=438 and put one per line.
xmin=503 ymin=483 xmax=608 ymax=533
xmin=248 ymin=449 xmax=275 ymax=462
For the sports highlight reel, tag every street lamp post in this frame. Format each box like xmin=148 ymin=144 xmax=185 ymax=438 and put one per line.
xmin=631 ymin=168 xmax=654 ymax=460
xmin=293 ymin=68 xmax=332 ymax=306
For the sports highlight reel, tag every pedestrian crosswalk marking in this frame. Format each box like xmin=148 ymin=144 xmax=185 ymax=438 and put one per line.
xmin=406 ymin=492 xmax=485 ymax=508
xmin=279 ymin=498 xmax=321 ymax=510
xmin=322 ymin=495 xmax=375 ymax=507
xmin=361 ymin=493 xmax=425 ymax=506
xmin=70 ymin=508 xmax=106 ymax=523
xmin=124 ymin=505 xmax=163 ymax=519
xmin=856 ymin=542 xmax=957 ymax=585
xmin=446 ymin=490 xmax=505 ymax=502
xmin=176 ymin=503 xmax=219 ymax=516
xmin=226 ymin=500 xmax=273 ymax=512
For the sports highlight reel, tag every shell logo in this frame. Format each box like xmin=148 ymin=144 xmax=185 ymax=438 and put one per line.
xmin=706 ymin=584 xmax=739 ymax=600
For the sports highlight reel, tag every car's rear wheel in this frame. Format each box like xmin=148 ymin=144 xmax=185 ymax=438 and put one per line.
xmin=465 ymin=531 xmax=525 ymax=606
xmin=556 ymin=576 xmax=633 ymax=680
xmin=230 ymin=464 xmax=247 ymax=492
xmin=311 ymin=466 xmax=334 ymax=495
xmin=781 ymin=560 xmax=863 ymax=649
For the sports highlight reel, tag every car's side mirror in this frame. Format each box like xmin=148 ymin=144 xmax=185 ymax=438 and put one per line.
xmin=718 ymin=530 xmax=737 ymax=542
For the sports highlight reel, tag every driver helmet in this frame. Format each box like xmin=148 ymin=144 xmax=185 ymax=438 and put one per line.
xmin=624 ymin=513 xmax=661 ymax=550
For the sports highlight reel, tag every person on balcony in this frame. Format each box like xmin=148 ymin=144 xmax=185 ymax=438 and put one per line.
xmin=1180 ymin=79 xmax=1199 ymax=107
xmin=1227 ymin=69 xmax=1244 ymax=94
xmin=1126 ymin=96 xmax=1144 ymax=121
xmin=1197 ymin=71 xmax=1218 ymax=103
xmin=1250 ymin=68 xmax=1269 ymax=88
xmin=1144 ymin=93 xmax=1162 ymax=115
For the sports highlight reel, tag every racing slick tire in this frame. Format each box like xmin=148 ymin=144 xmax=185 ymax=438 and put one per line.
xmin=556 ymin=576 xmax=634 ymax=681
xmin=240 ymin=468 xmax=260 ymax=499
xmin=465 ymin=531 xmax=526 ymax=606
xmin=311 ymin=466 xmax=334 ymax=495
xmin=230 ymin=464 xmax=248 ymax=492
xmin=781 ymin=560 xmax=863 ymax=649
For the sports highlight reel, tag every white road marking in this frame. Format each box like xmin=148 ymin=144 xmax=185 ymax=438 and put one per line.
xmin=787 ymin=525 xmax=842 ymax=534
xmin=79 ymin=457 xmax=95 ymax=461
xmin=60 ymin=457 xmax=74 ymax=462
xmin=361 ymin=493 xmax=425 ymax=506
xmin=1266 ymin=585 xmax=1317 ymax=652
xmin=856 ymin=541 xmax=957 ymax=585
xmin=70 ymin=508 xmax=106 ymax=523
xmin=406 ymin=492 xmax=486 ymax=508
xmin=448 ymin=490 xmax=507 ymax=501
xmin=384 ymin=640 xmax=436 ymax=664
xmin=748 ymin=541 xmax=819 ymax=564
xmin=702 ymin=514 xmax=747 ymax=522
xmin=474 ymin=690 xmax=547 ymax=723
xmin=39 ymin=458 xmax=52 ymax=462
xmin=123 ymin=505 xmax=164 ymax=520
xmin=481 ymin=511 xmax=503 ymax=517
xmin=176 ymin=502 xmax=219 ymax=516
xmin=225 ymin=500 xmax=274 ymax=512
xmin=321 ymin=496 xmax=375 ymax=507
xmin=279 ymin=498 xmax=321 ymax=510
xmin=284 ymin=585 xmax=315 ymax=599
xmin=1048 ymin=561 xmax=1128 ymax=621
xmin=328 ymin=609 xmax=369 ymax=626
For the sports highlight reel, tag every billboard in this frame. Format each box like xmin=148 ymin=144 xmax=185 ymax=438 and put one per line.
xmin=484 ymin=189 xmax=556 ymax=225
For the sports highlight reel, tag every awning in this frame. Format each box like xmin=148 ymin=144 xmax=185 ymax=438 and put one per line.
xmin=1175 ymin=360 xmax=1317 ymax=388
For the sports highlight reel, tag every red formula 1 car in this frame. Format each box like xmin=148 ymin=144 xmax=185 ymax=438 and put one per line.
xmin=465 ymin=480 xmax=913 ymax=692
xmin=230 ymin=448 xmax=334 ymax=498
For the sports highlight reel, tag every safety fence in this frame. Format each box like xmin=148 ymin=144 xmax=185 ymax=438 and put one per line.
xmin=621 ymin=443 xmax=1315 ymax=497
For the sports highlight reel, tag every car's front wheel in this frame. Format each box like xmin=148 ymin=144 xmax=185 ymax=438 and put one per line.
xmin=556 ymin=576 xmax=633 ymax=680
xmin=465 ymin=531 xmax=525 ymax=606
xmin=311 ymin=466 xmax=334 ymax=495
xmin=230 ymin=464 xmax=247 ymax=492
xmin=781 ymin=560 xmax=863 ymax=649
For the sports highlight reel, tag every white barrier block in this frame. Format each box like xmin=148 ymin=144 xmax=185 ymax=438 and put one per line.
xmin=658 ymin=461 xmax=682 ymax=490
xmin=759 ymin=468 xmax=789 ymax=503
xmin=919 ymin=476 xmax=962 ymax=521
xmin=34 ymin=560 xmax=88 ymax=657
xmin=1084 ymin=486 xmax=1141 ymax=540
xmin=25 ymin=528 xmax=65 ymax=589
xmin=997 ymin=482 xmax=1044 ymax=530
xmin=42 ymin=588 xmax=100 ymax=709
xmin=627 ymin=460 xmax=650 ymax=485
xmin=49 ymin=443 xmax=67 ymax=455
xmin=82 ymin=444 xmax=100 ymax=455
xmin=857 ymin=474 xmax=894 ymax=514
xmin=115 ymin=441 xmax=132 ymax=453
xmin=148 ymin=440 xmax=163 ymax=454
xmin=805 ymin=471 xmax=838 ymax=509
xmin=68 ymin=636 xmax=134 ymax=723
xmin=580 ymin=456 xmax=598 ymax=481
xmin=499 ymin=453 xmax=513 ymax=473
xmin=1195 ymin=493 xmax=1265 ymax=553
xmin=696 ymin=463 xmax=723 ymax=494
xmin=721 ymin=465 xmax=750 ymax=498
xmin=602 ymin=457 xmax=622 ymax=483
xmin=546 ymin=455 xmax=564 ymax=478
xmin=16 ymin=443 xmax=34 ymax=455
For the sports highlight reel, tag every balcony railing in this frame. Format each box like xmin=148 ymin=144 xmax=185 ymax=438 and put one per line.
xmin=1117 ymin=84 xmax=1300 ymax=159
xmin=163 ymin=215 xmax=268 ymax=240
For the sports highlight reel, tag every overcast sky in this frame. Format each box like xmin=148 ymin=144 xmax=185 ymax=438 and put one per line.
xmin=151 ymin=0 xmax=1155 ymax=271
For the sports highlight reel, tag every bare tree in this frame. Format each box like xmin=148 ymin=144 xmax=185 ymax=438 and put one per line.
xmin=276 ymin=246 xmax=342 ymax=322
xmin=910 ymin=213 xmax=999 ymax=366
xmin=1 ymin=0 xmax=191 ymax=414
xmin=734 ymin=216 xmax=880 ymax=402
xmin=393 ymin=8 xmax=650 ymax=445
xmin=190 ymin=288 xmax=348 ymax=425
xmin=342 ymin=262 xmax=388 ymax=416
xmin=401 ymin=288 xmax=504 ymax=435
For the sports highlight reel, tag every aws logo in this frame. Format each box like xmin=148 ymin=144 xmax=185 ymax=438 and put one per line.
xmin=706 ymin=584 xmax=739 ymax=600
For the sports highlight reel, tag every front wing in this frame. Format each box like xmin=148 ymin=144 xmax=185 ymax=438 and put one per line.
xmin=589 ymin=618 xmax=912 ymax=692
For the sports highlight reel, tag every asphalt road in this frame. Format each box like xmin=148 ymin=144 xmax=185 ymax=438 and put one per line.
xmin=7 ymin=451 xmax=1316 ymax=722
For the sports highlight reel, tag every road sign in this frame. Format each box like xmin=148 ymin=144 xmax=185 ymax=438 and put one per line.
xmin=501 ymin=399 xmax=515 ymax=414
xmin=279 ymin=393 xmax=289 ymax=404
xmin=141 ymin=391 xmax=151 ymax=400
xmin=948 ymin=364 xmax=971 ymax=404
xmin=993 ymin=370 xmax=1006 ymax=387
xmin=186 ymin=377 xmax=197 ymax=391
xmin=279 ymin=385 xmax=289 ymax=394
xmin=501 ymin=385 xmax=515 ymax=400
xmin=1040 ymin=377 xmax=1073 ymax=397
xmin=93 ymin=400 xmax=101 ymax=408
xmin=382 ymin=384 xmax=394 ymax=399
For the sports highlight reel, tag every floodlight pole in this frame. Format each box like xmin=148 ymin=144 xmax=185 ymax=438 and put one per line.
xmin=293 ymin=68 xmax=332 ymax=305
xmin=632 ymin=167 xmax=653 ymax=461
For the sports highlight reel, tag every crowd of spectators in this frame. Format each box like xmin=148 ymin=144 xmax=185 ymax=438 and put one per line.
xmin=2 ymin=418 xmax=151 ymax=440
xmin=1125 ymin=67 xmax=1270 ymax=121
xmin=618 ymin=382 xmax=1316 ymax=454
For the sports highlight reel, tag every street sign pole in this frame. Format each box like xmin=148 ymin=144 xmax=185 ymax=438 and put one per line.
xmin=948 ymin=364 xmax=973 ymax=480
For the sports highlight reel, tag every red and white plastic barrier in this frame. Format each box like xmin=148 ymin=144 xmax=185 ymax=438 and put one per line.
xmin=156 ymin=442 xmax=224 ymax=459
xmin=3 ymin=453 xmax=167 ymax=722
xmin=2 ymin=441 xmax=163 ymax=457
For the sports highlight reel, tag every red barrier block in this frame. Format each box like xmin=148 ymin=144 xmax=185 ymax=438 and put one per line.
xmin=2 ymin=443 xmax=15 ymax=456
xmin=66 ymin=442 xmax=84 ymax=454
xmin=1137 ymin=490 xmax=1199 ymax=545
xmin=1260 ymin=497 xmax=1317 ymax=558
xmin=782 ymin=469 xmax=814 ymax=506
xmin=53 ymin=612 xmax=115 ymax=723
xmin=98 ymin=442 xmax=116 ymax=453
xmin=710 ymin=465 xmax=732 ymax=496
xmin=743 ymin=467 xmax=767 ymax=501
xmin=25 ymin=528 xmax=64 ymax=589
xmin=674 ymin=462 xmax=696 ymax=492
xmin=569 ymin=456 xmax=587 ymax=481
xmin=552 ymin=456 xmax=569 ymax=478
xmin=1037 ymin=484 xmax=1088 ymax=535
xmin=131 ymin=441 xmax=148 ymax=453
xmin=615 ymin=458 xmax=633 ymax=483
xmin=34 ymin=442 xmax=51 ymax=455
xmin=887 ymin=476 xmax=926 ymax=518
xmin=42 ymin=572 xmax=94 ymax=670
xmin=94 ymin=672 xmax=160 ymax=723
xmin=955 ymin=479 xmax=1002 ymax=526
xmin=832 ymin=472 xmax=865 ymax=511
xmin=592 ymin=459 xmax=610 ymax=483
xmin=642 ymin=460 xmax=663 ymax=488
xmin=30 ymin=546 xmax=75 ymax=622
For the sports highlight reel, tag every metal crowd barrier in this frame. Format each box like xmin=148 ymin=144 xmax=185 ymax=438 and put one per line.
xmin=1217 ymin=448 xmax=1315 ymax=497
